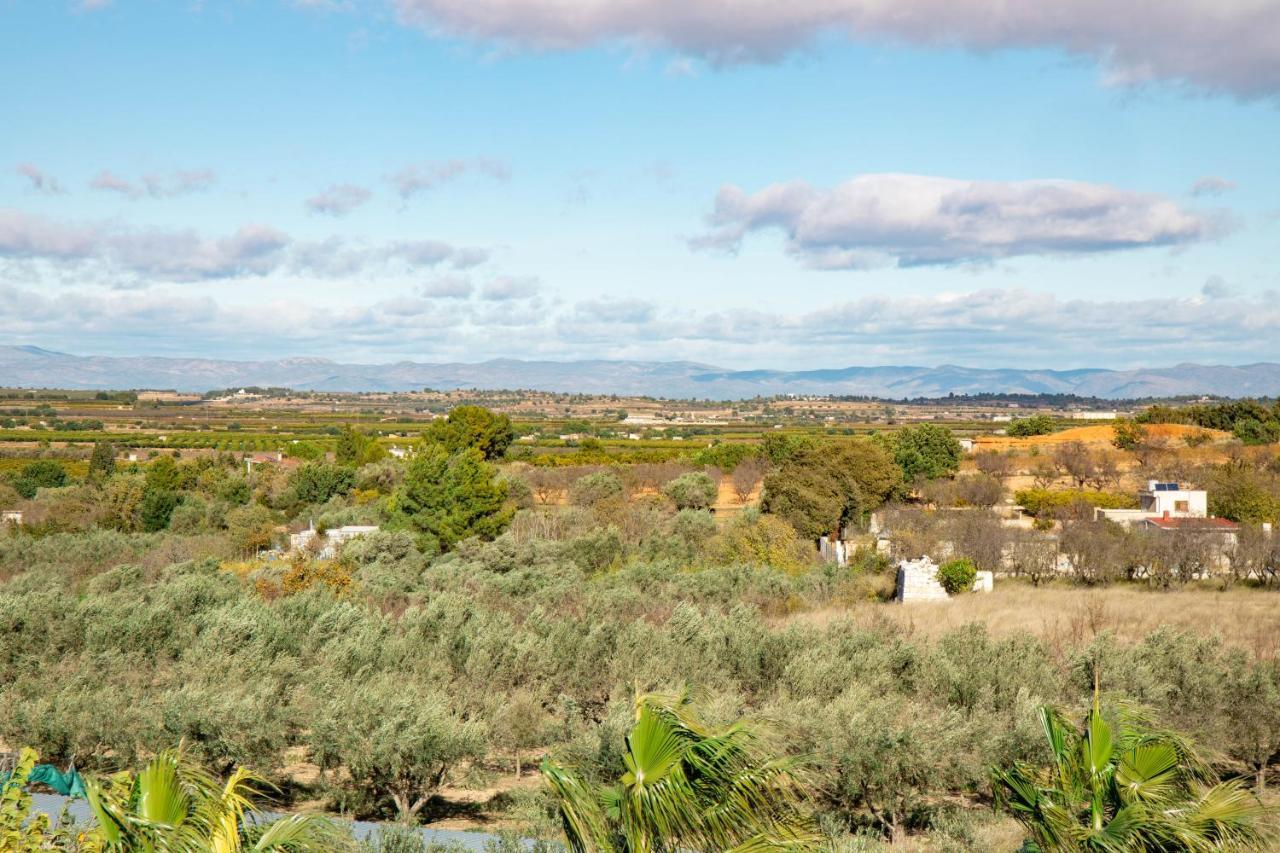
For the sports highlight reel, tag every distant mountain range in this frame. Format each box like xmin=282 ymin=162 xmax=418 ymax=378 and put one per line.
xmin=2 ymin=346 xmax=1279 ymax=400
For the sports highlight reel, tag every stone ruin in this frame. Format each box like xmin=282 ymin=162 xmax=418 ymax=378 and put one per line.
xmin=895 ymin=557 xmax=950 ymax=603
xmin=895 ymin=556 xmax=995 ymax=602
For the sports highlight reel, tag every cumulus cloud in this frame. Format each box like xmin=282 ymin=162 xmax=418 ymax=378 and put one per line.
xmin=1 ymin=210 xmax=284 ymax=282
xmin=695 ymin=173 xmax=1218 ymax=269
xmin=479 ymin=275 xmax=540 ymax=300
xmin=1190 ymin=175 xmax=1237 ymax=196
xmin=389 ymin=158 xmax=510 ymax=199
xmin=421 ymin=276 xmax=475 ymax=298
xmin=90 ymin=168 xmax=217 ymax=199
xmin=305 ymin=184 xmax=373 ymax=216
xmin=0 ymin=208 xmax=490 ymax=284
xmin=573 ymin=298 xmax=656 ymax=323
xmin=391 ymin=0 xmax=1280 ymax=98
xmin=15 ymin=164 xmax=64 ymax=195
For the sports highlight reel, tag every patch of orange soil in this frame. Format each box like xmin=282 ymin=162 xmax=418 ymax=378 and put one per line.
xmin=976 ymin=422 xmax=1230 ymax=450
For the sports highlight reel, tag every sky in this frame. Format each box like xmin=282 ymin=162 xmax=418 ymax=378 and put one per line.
xmin=1 ymin=0 xmax=1278 ymax=370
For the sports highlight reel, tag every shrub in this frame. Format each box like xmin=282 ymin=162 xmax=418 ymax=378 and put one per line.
xmin=936 ymin=558 xmax=977 ymax=595
xmin=1007 ymin=415 xmax=1057 ymax=437
xmin=570 ymin=470 xmax=625 ymax=507
xmin=661 ymin=472 xmax=718 ymax=510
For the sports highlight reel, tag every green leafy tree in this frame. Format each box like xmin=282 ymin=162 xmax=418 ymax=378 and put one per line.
xmin=571 ymin=471 xmax=625 ymax=508
xmin=145 ymin=454 xmax=181 ymax=492
xmin=660 ymin=472 xmax=718 ymax=510
xmin=542 ymin=691 xmax=820 ymax=852
xmin=761 ymin=440 xmax=902 ymax=539
xmin=893 ymin=423 xmax=963 ymax=482
xmin=287 ymin=461 xmax=356 ymax=506
xmin=1207 ymin=460 xmax=1280 ymax=524
xmin=393 ymin=444 xmax=512 ymax=551
xmin=225 ymin=504 xmax=277 ymax=552
xmin=1008 ymin=415 xmax=1058 ymax=437
xmin=425 ymin=405 xmax=515 ymax=461
xmin=993 ymin=698 xmax=1274 ymax=851
xmin=89 ymin=441 xmax=117 ymax=483
xmin=141 ymin=488 xmax=181 ymax=532
xmin=13 ymin=459 xmax=67 ymax=498
xmin=310 ymin=679 xmax=486 ymax=822
xmin=335 ymin=425 xmax=387 ymax=466
xmin=335 ymin=425 xmax=371 ymax=466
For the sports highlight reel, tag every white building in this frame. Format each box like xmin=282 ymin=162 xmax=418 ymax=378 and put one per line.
xmin=289 ymin=523 xmax=380 ymax=558
xmin=1096 ymin=481 xmax=1209 ymax=527
xmin=1070 ymin=411 xmax=1119 ymax=420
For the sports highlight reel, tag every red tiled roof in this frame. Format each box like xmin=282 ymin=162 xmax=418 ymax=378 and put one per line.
xmin=1142 ymin=516 xmax=1239 ymax=531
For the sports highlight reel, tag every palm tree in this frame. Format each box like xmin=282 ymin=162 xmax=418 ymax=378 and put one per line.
xmin=542 ymin=691 xmax=821 ymax=852
xmin=85 ymin=749 xmax=349 ymax=852
xmin=993 ymin=696 xmax=1274 ymax=851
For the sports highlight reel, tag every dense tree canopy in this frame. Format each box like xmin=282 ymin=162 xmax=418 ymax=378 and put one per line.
xmin=425 ymin=405 xmax=515 ymax=461
xmin=760 ymin=440 xmax=902 ymax=538
xmin=392 ymin=444 xmax=512 ymax=551
xmin=892 ymin=423 xmax=963 ymax=483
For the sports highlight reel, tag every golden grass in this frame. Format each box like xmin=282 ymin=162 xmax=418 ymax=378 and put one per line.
xmin=785 ymin=582 xmax=1280 ymax=659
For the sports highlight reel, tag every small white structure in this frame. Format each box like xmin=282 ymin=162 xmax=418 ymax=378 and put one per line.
xmin=1070 ymin=411 xmax=1119 ymax=420
xmin=973 ymin=570 xmax=994 ymax=593
xmin=1097 ymin=481 xmax=1208 ymax=527
xmin=289 ymin=523 xmax=380 ymax=559
xmin=2 ymin=510 xmax=23 ymax=525
xmin=895 ymin=557 xmax=950 ymax=603
xmin=388 ymin=445 xmax=412 ymax=459
xmin=958 ymin=438 xmax=976 ymax=453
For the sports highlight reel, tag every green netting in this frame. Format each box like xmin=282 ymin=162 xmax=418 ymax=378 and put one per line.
xmin=1 ymin=763 xmax=87 ymax=798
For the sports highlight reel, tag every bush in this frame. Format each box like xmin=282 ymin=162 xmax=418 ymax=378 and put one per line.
xmin=936 ymin=558 xmax=977 ymax=595
xmin=1007 ymin=415 xmax=1057 ymax=437
xmin=661 ymin=472 xmax=718 ymax=510
xmin=570 ymin=470 xmax=625 ymax=507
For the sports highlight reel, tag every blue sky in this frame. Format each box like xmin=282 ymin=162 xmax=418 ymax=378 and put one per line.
xmin=1 ymin=0 xmax=1278 ymax=369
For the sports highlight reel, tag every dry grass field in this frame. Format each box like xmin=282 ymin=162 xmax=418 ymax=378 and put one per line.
xmin=786 ymin=583 xmax=1280 ymax=660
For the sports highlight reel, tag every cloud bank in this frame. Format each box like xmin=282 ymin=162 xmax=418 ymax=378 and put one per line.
xmin=392 ymin=0 xmax=1280 ymax=98
xmin=0 ymin=209 xmax=488 ymax=284
xmin=695 ymin=173 xmax=1219 ymax=269
xmin=2 ymin=284 xmax=1277 ymax=367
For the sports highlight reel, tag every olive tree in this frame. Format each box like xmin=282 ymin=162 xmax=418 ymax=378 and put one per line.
xmin=309 ymin=679 xmax=486 ymax=822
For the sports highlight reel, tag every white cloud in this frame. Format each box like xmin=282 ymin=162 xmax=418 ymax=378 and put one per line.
xmin=389 ymin=158 xmax=510 ymax=199
xmin=0 ymin=209 xmax=489 ymax=284
xmin=695 ymin=173 xmax=1219 ymax=269
xmin=5 ymin=283 xmax=1279 ymax=367
xmin=392 ymin=0 xmax=1280 ymax=98
xmin=421 ymin=276 xmax=475 ymax=298
xmin=305 ymin=184 xmax=373 ymax=216
xmin=15 ymin=164 xmax=64 ymax=195
xmin=479 ymin=275 xmax=541 ymax=300
xmin=90 ymin=168 xmax=217 ymax=199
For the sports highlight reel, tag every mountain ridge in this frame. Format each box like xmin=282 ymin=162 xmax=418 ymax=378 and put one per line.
xmin=0 ymin=346 xmax=1277 ymax=400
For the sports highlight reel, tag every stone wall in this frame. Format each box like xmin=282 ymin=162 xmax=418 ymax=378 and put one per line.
xmin=895 ymin=557 xmax=950 ymax=603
